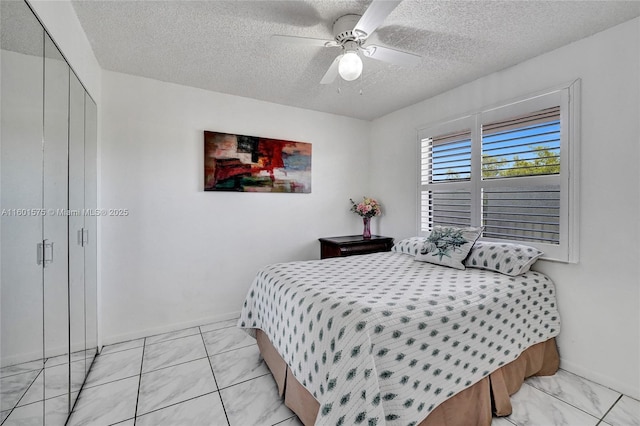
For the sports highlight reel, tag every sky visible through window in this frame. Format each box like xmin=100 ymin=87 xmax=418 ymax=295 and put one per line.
xmin=430 ymin=121 xmax=560 ymax=182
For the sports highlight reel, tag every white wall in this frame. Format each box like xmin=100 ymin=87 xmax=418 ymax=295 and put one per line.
xmin=100 ymin=71 xmax=372 ymax=343
xmin=370 ymin=18 xmax=640 ymax=398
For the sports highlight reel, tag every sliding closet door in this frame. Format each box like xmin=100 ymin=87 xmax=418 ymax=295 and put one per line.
xmin=0 ymin=0 xmax=45 ymax=421
xmin=69 ymin=71 xmax=87 ymax=407
xmin=43 ymin=33 xmax=72 ymax=420
xmin=84 ymin=96 xmax=99 ymax=373
xmin=1 ymin=2 xmax=98 ymax=423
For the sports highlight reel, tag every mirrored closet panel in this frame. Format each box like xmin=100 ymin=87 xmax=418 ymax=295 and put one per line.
xmin=84 ymin=96 xmax=99 ymax=378
xmin=69 ymin=70 xmax=87 ymax=405
xmin=1 ymin=1 xmax=98 ymax=424
xmin=0 ymin=2 xmax=46 ymax=423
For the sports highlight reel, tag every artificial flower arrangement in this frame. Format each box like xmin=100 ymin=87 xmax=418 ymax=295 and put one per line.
xmin=350 ymin=197 xmax=382 ymax=218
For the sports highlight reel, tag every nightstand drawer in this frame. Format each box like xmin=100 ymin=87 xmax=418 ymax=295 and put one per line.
xmin=318 ymin=235 xmax=394 ymax=259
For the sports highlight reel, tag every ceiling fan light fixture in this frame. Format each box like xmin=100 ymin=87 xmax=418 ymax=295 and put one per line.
xmin=338 ymin=51 xmax=362 ymax=81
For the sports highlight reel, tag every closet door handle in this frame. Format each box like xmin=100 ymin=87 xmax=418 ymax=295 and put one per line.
xmin=37 ymin=240 xmax=54 ymax=267
xmin=44 ymin=241 xmax=54 ymax=266
xmin=37 ymin=242 xmax=43 ymax=265
xmin=77 ymin=228 xmax=89 ymax=247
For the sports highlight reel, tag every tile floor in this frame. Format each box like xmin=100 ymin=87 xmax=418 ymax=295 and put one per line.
xmin=1 ymin=349 xmax=94 ymax=425
xmin=2 ymin=318 xmax=638 ymax=425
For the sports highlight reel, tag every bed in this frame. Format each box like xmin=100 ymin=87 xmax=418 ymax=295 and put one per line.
xmin=238 ymin=245 xmax=560 ymax=426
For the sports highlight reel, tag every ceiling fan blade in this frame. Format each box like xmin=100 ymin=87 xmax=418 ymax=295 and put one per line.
xmin=320 ymin=55 xmax=343 ymax=85
xmin=362 ymin=44 xmax=421 ymax=66
xmin=353 ymin=0 xmax=402 ymax=40
xmin=271 ymin=34 xmax=339 ymax=48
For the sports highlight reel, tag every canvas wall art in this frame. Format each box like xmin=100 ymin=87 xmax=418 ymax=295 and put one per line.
xmin=204 ymin=131 xmax=311 ymax=193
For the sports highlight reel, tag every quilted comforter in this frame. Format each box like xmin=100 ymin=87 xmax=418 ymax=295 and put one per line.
xmin=238 ymin=252 xmax=560 ymax=426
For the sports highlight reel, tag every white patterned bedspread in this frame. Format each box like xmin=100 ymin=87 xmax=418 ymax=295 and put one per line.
xmin=238 ymin=252 xmax=560 ymax=426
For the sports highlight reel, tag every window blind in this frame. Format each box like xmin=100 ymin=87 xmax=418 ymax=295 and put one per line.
xmin=482 ymin=106 xmax=560 ymax=179
xmin=421 ymin=190 xmax=472 ymax=231
xmin=482 ymin=186 xmax=560 ymax=244
xmin=418 ymin=83 xmax=579 ymax=261
xmin=423 ymin=130 xmax=472 ymax=183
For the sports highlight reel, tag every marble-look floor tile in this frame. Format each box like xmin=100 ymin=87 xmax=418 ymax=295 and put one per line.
xmin=273 ymin=415 xmax=304 ymax=426
xmin=70 ymin=359 xmax=87 ymax=396
xmin=491 ymin=417 xmax=515 ymax=426
xmin=2 ymin=400 xmax=44 ymax=426
xmin=137 ymin=358 xmax=217 ymax=415
xmin=5 ymin=391 xmax=76 ymax=426
xmin=20 ymin=360 xmax=86 ymax=406
xmin=67 ymin=376 xmax=139 ymax=426
xmin=526 ymin=369 xmax=621 ymax=418
xmin=508 ymin=383 xmax=600 ymax=425
xmin=136 ymin=392 xmax=227 ymax=426
xmin=99 ymin=338 xmax=145 ymax=356
xmin=84 ymin=347 xmax=143 ymax=388
xmin=142 ymin=334 xmax=207 ymax=373
xmin=603 ymin=395 xmax=640 ymax=426
xmin=45 ymin=350 xmax=85 ymax=368
xmin=202 ymin=327 xmax=255 ymax=356
xmin=0 ymin=361 xmax=42 ymax=379
xmin=200 ymin=319 xmax=238 ymax=333
xmin=1 ymin=409 xmax=11 ymax=423
xmin=221 ymin=374 xmax=294 ymax=426
xmin=0 ymin=369 xmax=40 ymax=411
xmin=111 ymin=419 xmax=134 ymax=426
xmin=145 ymin=327 xmax=200 ymax=345
xmin=85 ymin=349 xmax=98 ymax=369
xmin=209 ymin=344 xmax=269 ymax=389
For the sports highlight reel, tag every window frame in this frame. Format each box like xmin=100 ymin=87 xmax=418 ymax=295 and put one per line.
xmin=417 ymin=81 xmax=580 ymax=263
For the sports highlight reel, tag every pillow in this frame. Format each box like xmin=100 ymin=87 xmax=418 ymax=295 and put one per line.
xmin=464 ymin=241 xmax=543 ymax=276
xmin=391 ymin=236 xmax=428 ymax=256
xmin=415 ymin=226 xmax=483 ymax=270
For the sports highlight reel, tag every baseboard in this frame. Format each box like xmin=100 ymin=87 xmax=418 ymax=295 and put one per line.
xmin=1 ymin=349 xmax=43 ymax=368
xmin=560 ymin=359 xmax=640 ymax=400
xmin=1 ymin=343 xmax=77 ymax=368
xmin=100 ymin=311 xmax=242 ymax=348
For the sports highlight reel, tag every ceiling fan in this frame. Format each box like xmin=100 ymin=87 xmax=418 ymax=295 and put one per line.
xmin=272 ymin=0 xmax=421 ymax=84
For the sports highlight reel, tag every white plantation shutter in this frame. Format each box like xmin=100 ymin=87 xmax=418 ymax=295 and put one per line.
xmin=482 ymin=186 xmax=560 ymax=244
xmin=421 ymin=190 xmax=472 ymax=231
xmin=482 ymin=106 xmax=560 ymax=179
xmin=480 ymin=106 xmax=562 ymax=244
xmin=419 ymin=119 xmax=474 ymax=232
xmin=427 ymin=130 xmax=472 ymax=182
xmin=418 ymin=82 xmax=580 ymax=262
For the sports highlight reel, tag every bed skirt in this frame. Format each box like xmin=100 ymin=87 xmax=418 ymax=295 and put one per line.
xmin=255 ymin=329 xmax=559 ymax=426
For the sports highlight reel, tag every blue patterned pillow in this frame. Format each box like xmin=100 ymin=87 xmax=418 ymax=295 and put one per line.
xmin=415 ymin=226 xmax=483 ymax=270
xmin=464 ymin=241 xmax=543 ymax=276
xmin=391 ymin=237 xmax=428 ymax=256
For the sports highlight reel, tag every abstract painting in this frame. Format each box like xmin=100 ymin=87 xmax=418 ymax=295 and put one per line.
xmin=204 ymin=131 xmax=311 ymax=193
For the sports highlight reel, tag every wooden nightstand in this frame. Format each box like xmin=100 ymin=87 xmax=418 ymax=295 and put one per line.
xmin=318 ymin=235 xmax=394 ymax=259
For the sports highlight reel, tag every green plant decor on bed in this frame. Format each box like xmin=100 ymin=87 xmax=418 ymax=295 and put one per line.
xmin=422 ymin=227 xmax=468 ymax=260
xmin=415 ymin=225 xmax=483 ymax=270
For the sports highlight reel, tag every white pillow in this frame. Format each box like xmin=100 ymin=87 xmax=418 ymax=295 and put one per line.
xmin=415 ymin=226 xmax=483 ymax=270
xmin=391 ymin=236 xmax=428 ymax=256
xmin=464 ymin=241 xmax=543 ymax=276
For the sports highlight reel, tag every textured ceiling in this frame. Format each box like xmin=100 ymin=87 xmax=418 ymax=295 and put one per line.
xmin=70 ymin=0 xmax=640 ymax=120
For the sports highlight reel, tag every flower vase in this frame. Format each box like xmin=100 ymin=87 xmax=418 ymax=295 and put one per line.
xmin=362 ymin=217 xmax=371 ymax=239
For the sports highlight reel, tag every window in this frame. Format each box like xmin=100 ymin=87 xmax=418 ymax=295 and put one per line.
xmin=419 ymin=82 xmax=579 ymax=262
